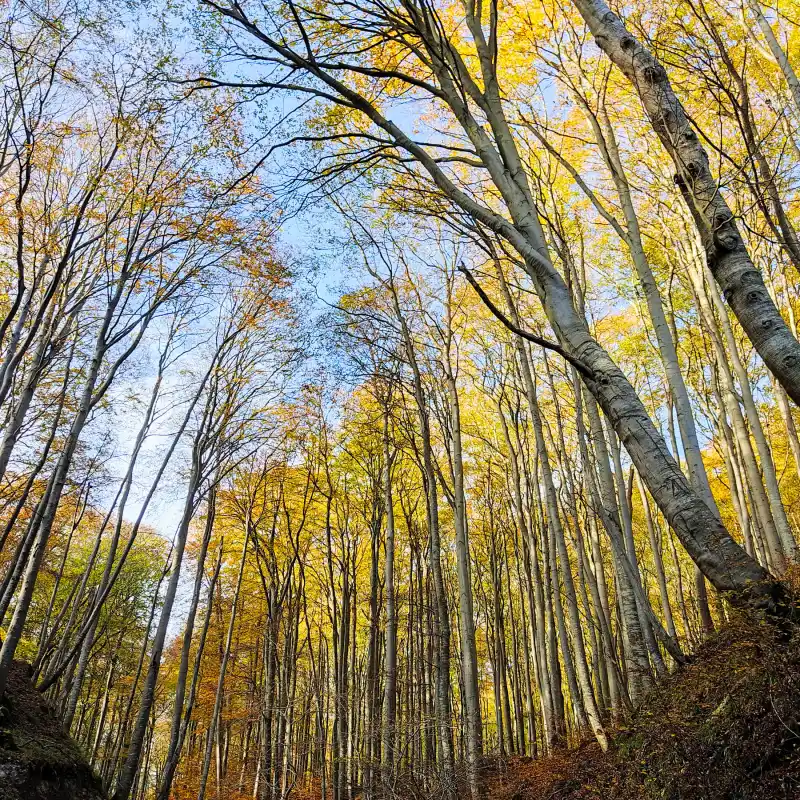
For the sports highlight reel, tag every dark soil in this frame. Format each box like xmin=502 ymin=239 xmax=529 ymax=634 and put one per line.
xmin=0 ymin=660 xmax=104 ymax=800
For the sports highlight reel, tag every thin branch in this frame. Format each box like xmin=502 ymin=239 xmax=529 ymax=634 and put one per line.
xmin=457 ymin=263 xmax=595 ymax=379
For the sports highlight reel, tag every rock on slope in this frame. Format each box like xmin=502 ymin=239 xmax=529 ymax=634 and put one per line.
xmin=0 ymin=661 xmax=104 ymax=800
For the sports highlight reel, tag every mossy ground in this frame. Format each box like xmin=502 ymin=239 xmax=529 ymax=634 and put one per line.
xmin=0 ymin=660 xmax=104 ymax=800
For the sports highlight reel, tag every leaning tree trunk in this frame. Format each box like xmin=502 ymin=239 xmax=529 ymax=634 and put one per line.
xmin=112 ymin=456 xmax=201 ymax=800
xmin=0 ymin=286 xmax=118 ymax=696
xmin=157 ymin=495 xmax=218 ymax=800
xmin=570 ymin=0 xmax=800 ymax=407
xmin=211 ymin=0 xmax=788 ymax=618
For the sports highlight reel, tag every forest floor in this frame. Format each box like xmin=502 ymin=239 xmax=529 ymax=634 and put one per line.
xmin=480 ymin=612 xmax=800 ymax=800
xmin=0 ymin=660 xmax=104 ymax=800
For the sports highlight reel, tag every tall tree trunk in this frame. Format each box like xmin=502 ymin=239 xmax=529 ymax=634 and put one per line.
xmin=198 ymin=538 xmax=248 ymax=800
xmin=390 ymin=285 xmax=456 ymax=795
xmin=381 ymin=406 xmax=397 ymax=790
xmin=442 ymin=361 xmax=484 ymax=794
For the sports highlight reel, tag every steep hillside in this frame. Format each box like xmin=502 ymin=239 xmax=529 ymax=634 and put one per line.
xmin=482 ymin=614 xmax=800 ymax=800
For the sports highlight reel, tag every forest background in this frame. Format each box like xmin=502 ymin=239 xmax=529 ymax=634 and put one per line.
xmin=2 ymin=0 xmax=800 ymax=798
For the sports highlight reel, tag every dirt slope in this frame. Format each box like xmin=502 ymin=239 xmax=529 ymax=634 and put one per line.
xmin=482 ymin=614 xmax=800 ymax=800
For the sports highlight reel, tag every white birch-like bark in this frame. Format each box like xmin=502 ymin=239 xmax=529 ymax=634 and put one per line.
xmin=570 ymin=0 xmax=800 ymax=406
